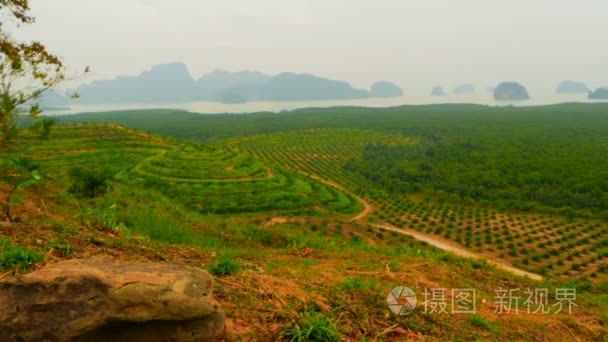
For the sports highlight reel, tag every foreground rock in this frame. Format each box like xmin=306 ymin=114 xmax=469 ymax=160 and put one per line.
xmin=0 ymin=258 xmax=225 ymax=341
xmin=494 ymin=82 xmax=530 ymax=101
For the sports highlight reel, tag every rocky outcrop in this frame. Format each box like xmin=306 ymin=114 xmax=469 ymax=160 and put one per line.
xmin=493 ymin=82 xmax=530 ymax=101
xmin=369 ymin=81 xmax=403 ymax=98
xmin=431 ymin=86 xmax=447 ymax=96
xmin=588 ymin=87 xmax=608 ymax=100
xmin=556 ymin=80 xmax=588 ymax=94
xmin=0 ymin=258 xmax=225 ymax=341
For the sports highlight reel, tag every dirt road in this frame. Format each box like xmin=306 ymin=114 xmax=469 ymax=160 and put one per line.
xmin=300 ymin=173 xmax=543 ymax=281
xmin=298 ymin=173 xmax=373 ymax=222
xmin=373 ymin=223 xmax=543 ymax=281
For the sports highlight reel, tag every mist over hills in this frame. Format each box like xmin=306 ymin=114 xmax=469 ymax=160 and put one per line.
xmin=58 ymin=62 xmax=603 ymax=106
xmin=198 ymin=70 xmax=271 ymax=98
xmin=22 ymin=90 xmax=71 ymax=109
xmin=494 ymin=82 xmax=530 ymax=101
xmin=370 ymin=81 xmax=404 ymax=98
xmin=589 ymin=87 xmax=608 ymax=100
xmin=38 ymin=90 xmax=71 ymax=108
xmin=76 ymin=63 xmax=197 ymax=103
xmin=74 ymin=62 xmax=402 ymax=104
xmin=453 ymin=84 xmax=475 ymax=94
xmin=556 ymin=80 xmax=589 ymax=94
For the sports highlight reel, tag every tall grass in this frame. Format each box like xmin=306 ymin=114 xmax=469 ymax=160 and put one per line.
xmin=0 ymin=238 xmax=43 ymax=272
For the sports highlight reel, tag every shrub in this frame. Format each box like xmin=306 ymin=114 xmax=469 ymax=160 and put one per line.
xmin=0 ymin=238 xmax=43 ymax=272
xmin=248 ymin=227 xmax=289 ymax=248
xmin=208 ymin=256 xmax=240 ymax=276
xmin=281 ymin=311 xmax=339 ymax=342
xmin=68 ymin=167 xmax=113 ymax=198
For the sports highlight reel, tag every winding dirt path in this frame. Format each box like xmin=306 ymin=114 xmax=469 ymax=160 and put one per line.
xmin=298 ymin=173 xmax=543 ymax=281
xmin=373 ymin=223 xmax=543 ymax=281
xmin=295 ymin=173 xmax=373 ymax=222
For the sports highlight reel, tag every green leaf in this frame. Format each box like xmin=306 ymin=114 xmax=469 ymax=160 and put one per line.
xmin=31 ymin=171 xmax=41 ymax=180
xmin=8 ymin=194 xmax=22 ymax=206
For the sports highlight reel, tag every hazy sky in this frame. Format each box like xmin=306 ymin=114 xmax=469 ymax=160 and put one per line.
xmin=9 ymin=0 xmax=608 ymax=92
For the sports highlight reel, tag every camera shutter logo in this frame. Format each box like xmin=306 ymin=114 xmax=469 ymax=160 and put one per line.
xmin=387 ymin=286 xmax=417 ymax=315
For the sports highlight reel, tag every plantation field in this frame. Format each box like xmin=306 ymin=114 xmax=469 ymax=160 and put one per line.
xmin=4 ymin=124 xmax=362 ymax=217
xmin=57 ymin=104 xmax=608 ymax=215
xmin=233 ymin=128 xmax=415 ymax=187
xmin=234 ymin=128 xmax=608 ymax=280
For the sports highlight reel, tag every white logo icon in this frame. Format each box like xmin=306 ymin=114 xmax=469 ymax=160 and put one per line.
xmin=387 ymin=286 xmax=417 ymax=315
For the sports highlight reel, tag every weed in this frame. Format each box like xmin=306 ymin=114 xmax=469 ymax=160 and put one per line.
xmin=281 ymin=311 xmax=339 ymax=342
xmin=0 ymin=238 xmax=43 ymax=272
xmin=46 ymin=240 xmax=75 ymax=257
xmin=209 ymin=256 xmax=240 ymax=276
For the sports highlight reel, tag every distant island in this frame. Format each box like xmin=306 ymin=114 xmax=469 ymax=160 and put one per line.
xmin=588 ymin=88 xmax=608 ymax=100
xmin=369 ymin=81 xmax=403 ymax=98
xmin=494 ymin=82 xmax=530 ymax=101
xmin=431 ymin=86 xmax=447 ymax=96
xmin=217 ymin=72 xmax=369 ymax=102
xmin=453 ymin=84 xmax=475 ymax=94
xmin=74 ymin=62 xmax=403 ymax=104
xmin=556 ymin=80 xmax=588 ymax=94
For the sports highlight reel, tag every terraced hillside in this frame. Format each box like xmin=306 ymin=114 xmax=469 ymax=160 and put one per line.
xmin=124 ymin=143 xmax=361 ymax=215
xmin=234 ymin=128 xmax=608 ymax=281
xmin=233 ymin=128 xmax=416 ymax=192
xmin=17 ymin=124 xmax=172 ymax=174
xmin=6 ymin=124 xmax=361 ymax=218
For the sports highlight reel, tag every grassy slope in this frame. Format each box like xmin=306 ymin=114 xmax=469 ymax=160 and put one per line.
xmin=0 ymin=124 xmax=606 ymax=340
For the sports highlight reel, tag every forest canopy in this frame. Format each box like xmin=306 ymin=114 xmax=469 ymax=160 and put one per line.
xmin=345 ymin=132 xmax=608 ymax=218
